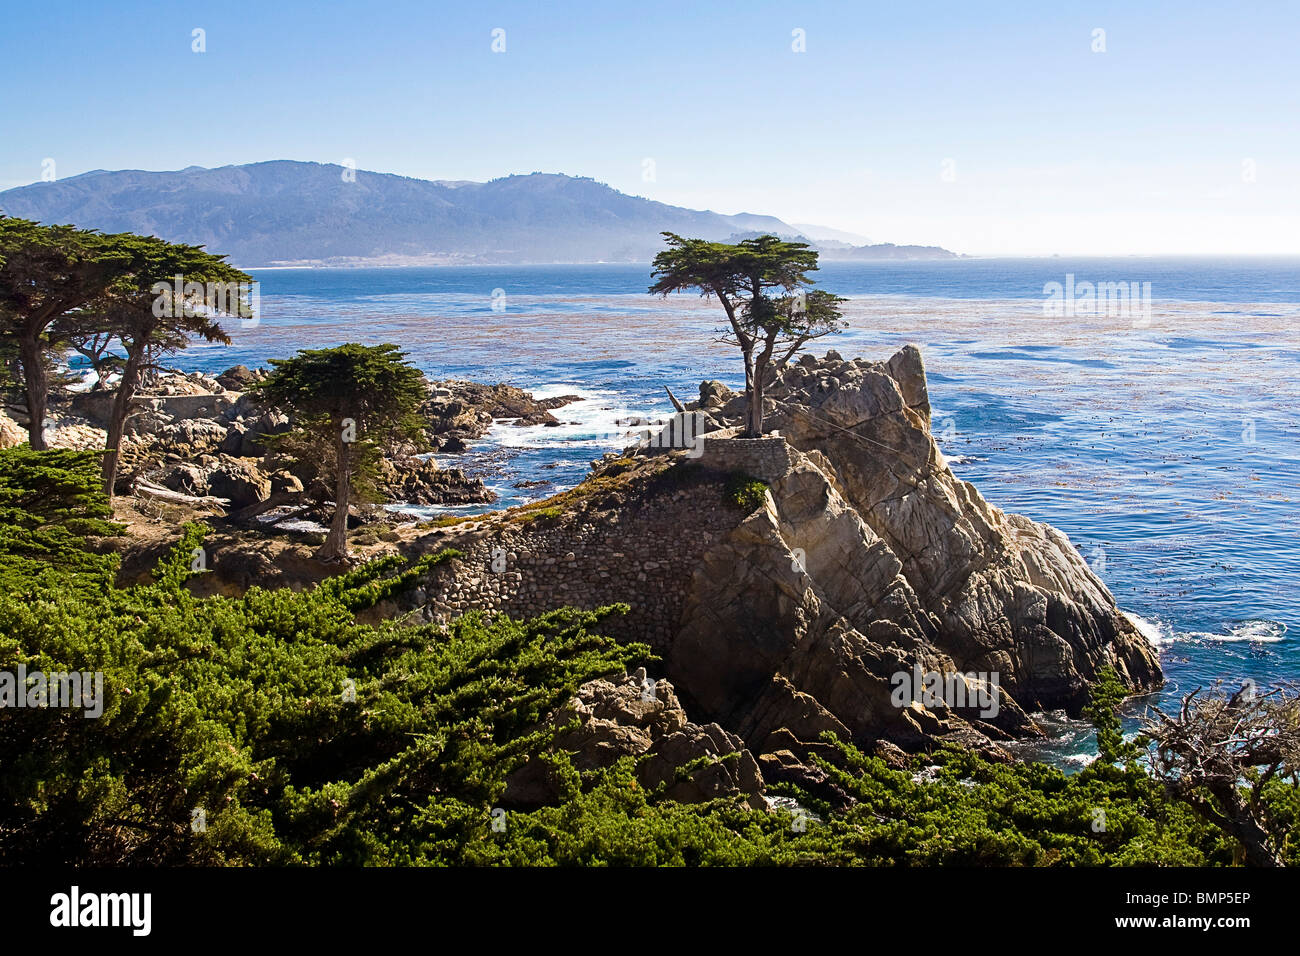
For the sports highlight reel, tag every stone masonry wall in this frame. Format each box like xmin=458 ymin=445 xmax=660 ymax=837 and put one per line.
xmin=402 ymin=440 xmax=796 ymax=650
xmin=698 ymin=436 xmax=792 ymax=482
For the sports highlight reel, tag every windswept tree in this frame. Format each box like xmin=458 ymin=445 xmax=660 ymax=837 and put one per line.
xmin=0 ymin=218 xmax=117 ymax=449
xmin=1142 ymin=681 xmax=1300 ymax=867
xmin=80 ymin=235 xmax=252 ymax=497
xmin=649 ymin=232 xmax=846 ymax=437
xmin=250 ymin=343 xmax=428 ymax=563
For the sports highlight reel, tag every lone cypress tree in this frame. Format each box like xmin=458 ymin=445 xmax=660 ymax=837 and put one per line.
xmin=252 ymin=343 xmax=427 ymax=562
xmin=649 ymin=232 xmax=846 ymax=437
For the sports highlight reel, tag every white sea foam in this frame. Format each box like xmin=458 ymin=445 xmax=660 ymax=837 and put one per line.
xmin=490 ymin=384 xmax=664 ymax=452
xmin=1187 ymin=620 xmax=1287 ymax=643
xmin=1123 ymin=611 xmax=1174 ymax=647
xmin=1123 ymin=611 xmax=1286 ymax=646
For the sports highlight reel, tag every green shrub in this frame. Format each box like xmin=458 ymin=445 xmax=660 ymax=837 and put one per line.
xmin=724 ymin=472 xmax=769 ymax=512
xmin=514 ymin=505 xmax=563 ymax=526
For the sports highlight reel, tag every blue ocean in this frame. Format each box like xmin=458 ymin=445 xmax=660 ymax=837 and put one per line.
xmin=172 ymin=258 xmax=1300 ymax=763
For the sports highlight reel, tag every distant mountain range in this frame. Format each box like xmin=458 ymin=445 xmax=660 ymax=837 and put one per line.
xmin=0 ymin=161 xmax=958 ymax=268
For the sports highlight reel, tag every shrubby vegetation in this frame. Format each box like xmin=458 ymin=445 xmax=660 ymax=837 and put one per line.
xmin=0 ymin=447 xmax=1295 ymax=866
xmin=724 ymin=472 xmax=770 ymax=512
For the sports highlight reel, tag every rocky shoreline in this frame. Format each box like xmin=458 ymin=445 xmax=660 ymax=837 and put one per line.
xmin=358 ymin=347 xmax=1163 ymax=806
xmin=1 ymin=366 xmax=582 ymax=520
xmin=2 ymin=345 xmax=1163 ymax=810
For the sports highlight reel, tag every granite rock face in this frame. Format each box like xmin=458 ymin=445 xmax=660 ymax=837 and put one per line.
xmin=390 ymin=346 xmax=1161 ymax=772
xmin=502 ymin=669 xmax=766 ymax=809
xmin=673 ymin=346 xmax=1161 ymax=759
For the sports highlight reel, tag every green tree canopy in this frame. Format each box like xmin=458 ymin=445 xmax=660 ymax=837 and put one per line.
xmin=78 ymin=234 xmax=252 ymax=497
xmin=649 ymin=232 xmax=846 ymax=436
xmin=0 ymin=218 xmax=116 ymax=449
xmin=0 ymin=218 xmax=251 ymax=484
xmin=250 ymin=343 xmax=428 ymax=562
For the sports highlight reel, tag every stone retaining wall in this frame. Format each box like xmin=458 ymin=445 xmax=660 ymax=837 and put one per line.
xmin=405 ymin=437 xmax=796 ymax=649
xmin=698 ymin=435 xmax=792 ymax=482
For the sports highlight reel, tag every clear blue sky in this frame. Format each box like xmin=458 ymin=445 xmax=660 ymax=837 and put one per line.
xmin=2 ymin=0 xmax=1297 ymax=255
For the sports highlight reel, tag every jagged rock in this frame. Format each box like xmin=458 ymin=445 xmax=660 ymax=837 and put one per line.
xmin=216 ymin=365 xmax=262 ymax=391
xmin=502 ymin=670 xmax=765 ymax=809
xmin=673 ymin=448 xmax=1036 ymax=759
xmin=422 ymin=380 xmax=580 ymax=447
xmin=757 ymin=748 xmax=854 ymax=809
xmin=374 ymin=457 xmax=495 ymax=505
xmin=439 ymin=434 xmax=468 ymax=453
xmin=238 ymin=410 xmax=290 ymax=455
xmin=873 ymin=739 xmax=911 ymax=770
xmin=220 ymin=423 xmax=248 ymax=455
xmin=205 ymin=459 xmax=271 ymax=508
xmin=160 ymin=462 xmax=211 ymax=497
xmin=152 ymin=418 xmax=227 ymax=457
xmin=514 ymin=410 xmax=560 ymax=427
xmin=0 ymin=411 xmax=24 ymax=449
xmin=666 ymin=346 xmax=1159 ymax=767
xmin=146 ymin=371 xmax=223 ymax=396
xmin=124 ymin=409 xmax=173 ymax=439
xmin=765 ymin=346 xmax=1160 ymax=710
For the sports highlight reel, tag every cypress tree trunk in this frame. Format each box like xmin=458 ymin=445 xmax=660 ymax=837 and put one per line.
xmin=101 ymin=349 xmax=143 ymax=497
xmin=746 ymin=341 xmax=776 ymax=438
xmin=747 ymin=370 xmax=764 ymax=438
xmin=317 ymin=421 xmax=351 ymax=562
xmin=18 ymin=333 xmax=48 ymax=451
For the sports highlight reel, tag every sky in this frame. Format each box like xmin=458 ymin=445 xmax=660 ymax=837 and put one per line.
xmin=1 ymin=0 xmax=1298 ymax=256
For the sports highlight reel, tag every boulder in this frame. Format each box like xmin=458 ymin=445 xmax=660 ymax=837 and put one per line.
xmin=220 ymin=423 xmax=248 ymax=456
xmin=239 ymin=410 xmax=290 ymax=455
xmin=0 ymin=411 xmax=25 ymax=449
xmin=160 ymin=462 xmax=211 ymax=497
xmin=152 ymin=418 xmax=227 ymax=458
xmin=205 ymin=459 xmax=271 ymax=508
xmin=698 ymin=380 xmax=736 ymax=409
xmin=270 ymin=470 xmax=304 ymax=495
xmin=216 ymin=365 xmax=261 ymax=391
xmin=502 ymin=670 xmax=765 ymax=809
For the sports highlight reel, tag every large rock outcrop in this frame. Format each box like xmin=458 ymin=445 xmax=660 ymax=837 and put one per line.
xmin=659 ymin=347 xmax=1161 ymax=763
xmin=399 ymin=345 xmax=1161 ymax=774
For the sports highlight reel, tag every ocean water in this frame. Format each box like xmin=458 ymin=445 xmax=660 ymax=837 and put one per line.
xmin=171 ymin=258 xmax=1300 ymax=763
